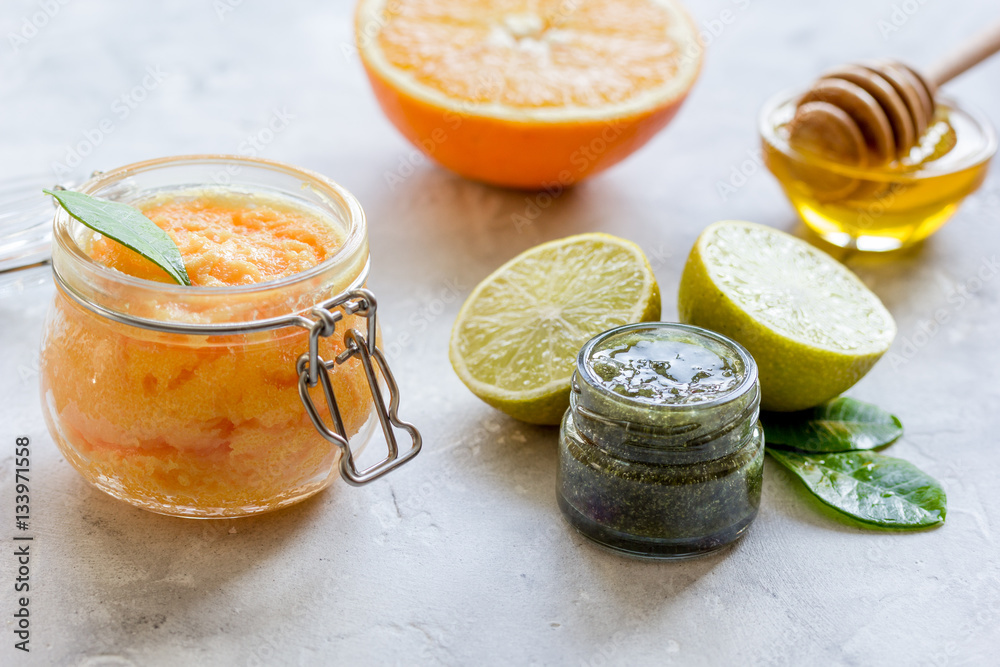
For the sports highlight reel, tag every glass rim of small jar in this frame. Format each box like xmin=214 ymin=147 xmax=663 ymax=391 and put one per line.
xmin=575 ymin=322 xmax=759 ymax=414
xmin=52 ymin=154 xmax=369 ymax=304
xmin=758 ymin=87 xmax=998 ymax=182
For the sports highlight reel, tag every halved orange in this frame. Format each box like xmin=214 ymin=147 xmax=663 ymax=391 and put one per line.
xmin=355 ymin=0 xmax=703 ymax=189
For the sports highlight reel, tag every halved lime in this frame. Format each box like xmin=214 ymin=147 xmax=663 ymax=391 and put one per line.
xmin=678 ymin=221 xmax=895 ymax=412
xmin=449 ymin=233 xmax=661 ymax=425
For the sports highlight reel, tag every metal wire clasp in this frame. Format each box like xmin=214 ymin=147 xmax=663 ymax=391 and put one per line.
xmin=296 ymin=288 xmax=421 ymax=485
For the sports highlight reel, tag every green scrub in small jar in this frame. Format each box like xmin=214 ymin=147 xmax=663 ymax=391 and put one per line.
xmin=557 ymin=322 xmax=764 ymax=559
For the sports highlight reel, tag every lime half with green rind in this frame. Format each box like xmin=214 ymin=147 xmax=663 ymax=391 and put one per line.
xmin=679 ymin=221 xmax=895 ymax=412
xmin=450 ymin=233 xmax=661 ymax=425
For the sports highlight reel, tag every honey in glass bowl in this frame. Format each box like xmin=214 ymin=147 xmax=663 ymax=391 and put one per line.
xmin=760 ymin=89 xmax=996 ymax=251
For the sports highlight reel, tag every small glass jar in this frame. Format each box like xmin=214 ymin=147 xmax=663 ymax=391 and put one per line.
xmin=760 ymin=88 xmax=996 ymax=252
xmin=557 ymin=322 xmax=763 ymax=559
xmin=39 ymin=155 xmax=420 ymax=518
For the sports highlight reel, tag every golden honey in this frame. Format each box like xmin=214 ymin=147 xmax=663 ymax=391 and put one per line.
xmin=761 ymin=92 xmax=996 ymax=251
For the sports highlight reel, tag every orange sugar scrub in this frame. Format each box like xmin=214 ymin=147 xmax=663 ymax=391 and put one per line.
xmin=91 ymin=190 xmax=343 ymax=286
xmin=41 ymin=187 xmax=375 ymax=517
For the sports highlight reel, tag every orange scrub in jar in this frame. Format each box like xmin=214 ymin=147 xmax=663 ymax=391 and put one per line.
xmin=41 ymin=177 xmax=377 ymax=517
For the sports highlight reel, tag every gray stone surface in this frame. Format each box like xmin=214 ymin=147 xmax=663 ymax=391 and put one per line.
xmin=1 ymin=0 xmax=999 ymax=665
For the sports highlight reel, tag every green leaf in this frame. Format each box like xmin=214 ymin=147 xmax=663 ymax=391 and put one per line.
xmin=762 ymin=397 xmax=902 ymax=453
xmin=44 ymin=189 xmax=191 ymax=286
xmin=768 ymin=449 xmax=946 ymax=529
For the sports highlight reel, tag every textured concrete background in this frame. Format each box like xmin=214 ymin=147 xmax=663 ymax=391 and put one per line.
xmin=1 ymin=0 xmax=999 ymax=665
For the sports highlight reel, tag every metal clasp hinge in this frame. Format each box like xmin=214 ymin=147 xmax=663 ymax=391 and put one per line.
xmin=296 ymin=288 xmax=421 ymax=486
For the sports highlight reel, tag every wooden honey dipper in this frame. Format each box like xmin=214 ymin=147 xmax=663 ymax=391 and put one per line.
xmin=788 ymin=20 xmax=1000 ymax=167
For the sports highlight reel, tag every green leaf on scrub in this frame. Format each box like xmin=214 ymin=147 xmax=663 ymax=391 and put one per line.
xmin=44 ymin=189 xmax=191 ymax=286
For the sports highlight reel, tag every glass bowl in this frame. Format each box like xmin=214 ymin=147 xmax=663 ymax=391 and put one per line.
xmin=760 ymin=88 xmax=996 ymax=251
